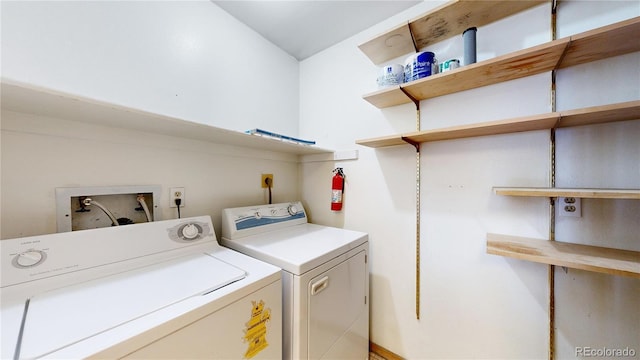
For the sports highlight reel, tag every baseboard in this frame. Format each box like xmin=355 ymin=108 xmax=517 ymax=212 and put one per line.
xmin=370 ymin=341 xmax=404 ymax=360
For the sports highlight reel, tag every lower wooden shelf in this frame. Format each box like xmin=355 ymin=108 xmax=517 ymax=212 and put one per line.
xmin=487 ymin=233 xmax=640 ymax=278
xmin=493 ymin=187 xmax=640 ymax=199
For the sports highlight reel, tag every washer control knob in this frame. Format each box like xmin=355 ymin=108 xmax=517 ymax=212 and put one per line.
xmin=181 ymin=223 xmax=199 ymax=240
xmin=14 ymin=250 xmax=46 ymax=268
xmin=287 ymin=204 xmax=298 ymax=215
xmin=255 ymin=212 xmax=262 ymax=219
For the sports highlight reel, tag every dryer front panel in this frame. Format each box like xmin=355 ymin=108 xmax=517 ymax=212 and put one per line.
xmin=307 ymin=250 xmax=368 ymax=359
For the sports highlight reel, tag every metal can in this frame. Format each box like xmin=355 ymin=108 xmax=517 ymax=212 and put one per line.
xmin=439 ymin=59 xmax=460 ymax=73
xmin=377 ymin=64 xmax=404 ymax=88
xmin=404 ymin=54 xmax=415 ymax=83
xmin=411 ymin=51 xmax=437 ymax=81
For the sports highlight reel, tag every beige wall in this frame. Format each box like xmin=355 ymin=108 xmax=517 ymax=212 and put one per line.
xmin=1 ymin=110 xmax=300 ymax=239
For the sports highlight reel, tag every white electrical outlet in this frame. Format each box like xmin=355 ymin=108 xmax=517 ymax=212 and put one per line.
xmin=170 ymin=187 xmax=185 ymax=208
xmin=559 ymin=197 xmax=581 ymax=217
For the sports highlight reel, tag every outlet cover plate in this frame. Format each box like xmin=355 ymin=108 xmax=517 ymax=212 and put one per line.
xmin=261 ymin=174 xmax=273 ymax=188
xmin=170 ymin=187 xmax=185 ymax=208
xmin=559 ymin=197 xmax=581 ymax=217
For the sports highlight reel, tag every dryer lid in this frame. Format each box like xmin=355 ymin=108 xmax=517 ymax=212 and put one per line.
xmin=221 ymin=223 xmax=368 ymax=275
xmin=16 ymin=253 xmax=246 ymax=359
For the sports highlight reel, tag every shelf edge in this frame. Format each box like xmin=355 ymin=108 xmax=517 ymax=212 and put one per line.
xmin=493 ymin=187 xmax=640 ymax=199
xmin=487 ymin=233 xmax=640 ymax=278
xmin=558 ymin=100 xmax=640 ymax=128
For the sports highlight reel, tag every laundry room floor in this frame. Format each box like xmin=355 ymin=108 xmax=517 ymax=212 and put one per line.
xmin=370 ymin=352 xmax=388 ymax=360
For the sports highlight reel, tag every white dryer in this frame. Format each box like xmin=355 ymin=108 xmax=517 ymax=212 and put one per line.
xmin=1 ymin=216 xmax=282 ymax=359
xmin=221 ymin=202 xmax=369 ymax=360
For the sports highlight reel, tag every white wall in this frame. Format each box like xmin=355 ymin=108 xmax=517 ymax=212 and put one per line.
xmin=0 ymin=0 xmax=301 ymax=238
xmin=1 ymin=0 xmax=638 ymax=358
xmin=553 ymin=1 xmax=640 ymax=356
xmin=300 ymin=1 xmax=639 ymax=358
xmin=1 ymin=0 xmax=299 ymax=135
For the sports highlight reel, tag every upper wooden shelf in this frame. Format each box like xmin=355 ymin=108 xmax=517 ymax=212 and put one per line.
xmin=356 ymin=100 xmax=640 ymax=148
xmin=0 ymin=80 xmax=332 ymax=156
xmin=358 ymin=0 xmax=547 ymax=65
xmin=487 ymin=233 xmax=640 ymax=278
xmin=363 ymin=17 xmax=640 ymax=109
xmin=493 ymin=187 xmax=640 ymax=199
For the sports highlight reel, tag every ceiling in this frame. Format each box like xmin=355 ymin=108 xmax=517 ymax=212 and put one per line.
xmin=211 ymin=1 xmax=421 ymax=61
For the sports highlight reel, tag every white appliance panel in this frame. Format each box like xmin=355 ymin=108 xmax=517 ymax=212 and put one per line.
xmin=308 ymin=250 xmax=367 ymax=359
xmin=222 ymin=201 xmax=307 ymax=240
xmin=124 ymin=280 xmax=282 ymax=359
xmin=287 ymin=244 xmax=369 ymax=360
xmin=222 ymin=223 xmax=367 ymax=274
xmin=1 ymin=216 xmax=283 ymax=360
xmin=20 ymin=254 xmax=245 ymax=359
xmin=221 ymin=202 xmax=369 ymax=360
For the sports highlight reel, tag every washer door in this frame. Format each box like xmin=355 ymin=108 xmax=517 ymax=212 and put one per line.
xmin=307 ymin=250 xmax=367 ymax=359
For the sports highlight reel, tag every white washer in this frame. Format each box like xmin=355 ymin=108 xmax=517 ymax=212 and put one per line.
xmin=1 ymin=216 xmax=282 ymax=359
xmin=221 ymin=202 xmax=369 ymax=360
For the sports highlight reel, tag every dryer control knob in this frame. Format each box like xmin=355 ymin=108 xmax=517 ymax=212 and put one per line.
xmin=287 ymin=204 xmax=298 ymax=215
xmin=14 ymin=250 xmax=46 ymax=268
xmin=181 ymin=223 xmax=200 ymax=240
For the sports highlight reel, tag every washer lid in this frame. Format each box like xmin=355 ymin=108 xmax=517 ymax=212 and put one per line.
xmin=17 ymin=253 xmax=246 ymax=360
xmin=221 ymin=223 xmax=368 ymax=275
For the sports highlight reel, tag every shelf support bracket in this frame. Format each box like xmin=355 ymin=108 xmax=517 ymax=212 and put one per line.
xmin=402 ymin=137 xmax=421 ymax=152
xmin=400 ymin=87 xmax=421 ymax=111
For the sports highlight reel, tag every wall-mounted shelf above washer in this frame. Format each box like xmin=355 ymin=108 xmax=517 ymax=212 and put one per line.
xmin=0 ymin=79 xmax=333 ymax=156
xmin=358 ymin=0 xmax=547 ymax=65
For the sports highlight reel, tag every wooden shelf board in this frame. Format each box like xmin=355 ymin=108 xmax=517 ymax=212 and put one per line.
xmin=356 ymin=113 xmax=560 ymax=148
xmin=487 ymin=233 xmax=640 ymax=278
xmin=358 ymin=23 xmax=415 ymax=65
xmin=558 ymin=100 xmax=640 ymax=128
xmin=356 ymin=100 xmax=640 ymax=148
xmin=409 ymin=1 xmax=547 ymax=52
xmin=559 ymin=16 xmax=640 ymax=69
xmin=493 ymin=187 xmax=640 ymax=199
xmin=358 ymin=0 xmax=547 ymax=65
xmin=1 ymin=80 xmax=332 ymax=155
xmin=363 ymin=18 xmax=638 ymax=109
xmin=362 ymin=86 xmax=413 ymax=109
xmin=406 ymin=113 xmax=559 ymax=143
xmin=356 ymin=134 xmax=408 ymax=148
xmin=401 ymin=38 xmax=569 ymax=101
xmin=356 ymin=99 xmax=639 ymax=148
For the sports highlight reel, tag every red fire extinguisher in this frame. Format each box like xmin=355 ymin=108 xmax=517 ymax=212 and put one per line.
xmin=331 ymin=168 xmax=345 ymax=211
